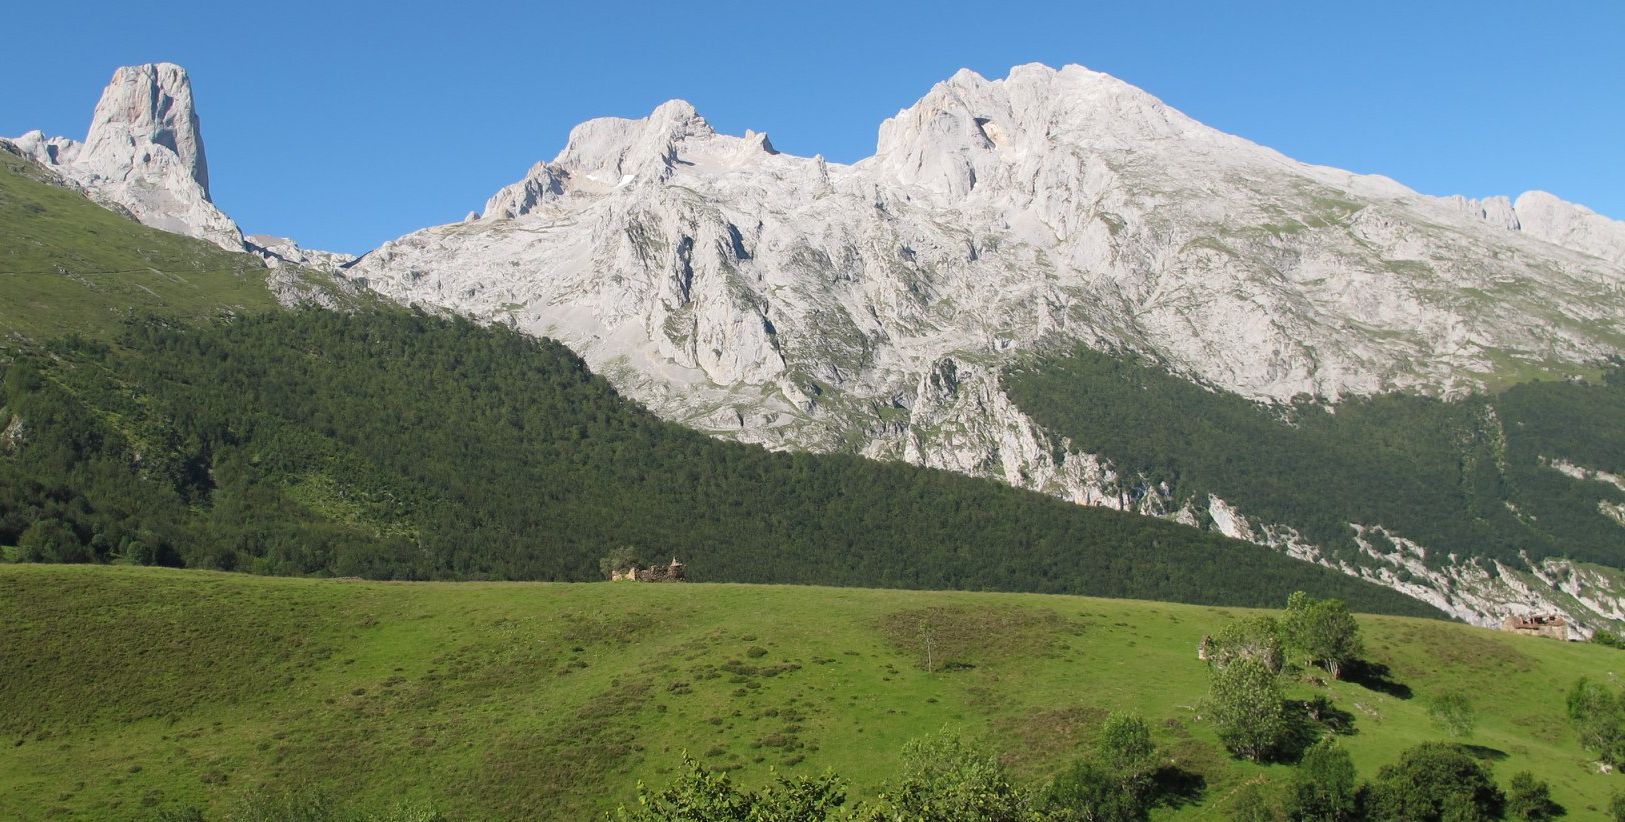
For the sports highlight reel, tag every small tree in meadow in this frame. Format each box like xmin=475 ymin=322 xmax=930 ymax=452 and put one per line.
xmin=611 ymin=754 xmax=847 ymax=821
xmin=1286 ymin=738 xmax=1357 ymax=821
xmin=1208 ymin=615 xmax=1286 ymax=675
xmin=1038 ymin=759 xmax=1147 ymax=822
xmin=1505 ymin=771 xmax=1558 ymax=821
xmin=868 ymin=733 xmax=1029 ymax=821
xmin=1361 ymin=743 xmax=1505 ymax=822
xmin=1208 ymin=657 xmax=1290 ymax=761
xmin=1283 ymin=592 xmax=1362 ymax=680
xmin=1097 ymin=712 xmax=1159 ymax=787
xmin=1568 ymin=676 xmax=1625 ymax=767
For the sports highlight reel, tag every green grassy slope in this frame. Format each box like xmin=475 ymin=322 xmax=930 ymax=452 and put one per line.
xmin=1 ymin=566 xmax=1617 ymax=820
xmin=1004 ymin=347 xmax=1625 ymax=574
xmin=0 ymin=151 xmax=280 ymax=341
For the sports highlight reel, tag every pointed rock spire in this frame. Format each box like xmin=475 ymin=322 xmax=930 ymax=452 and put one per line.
xmin=83 ymin=63 xmax=212 ymax=199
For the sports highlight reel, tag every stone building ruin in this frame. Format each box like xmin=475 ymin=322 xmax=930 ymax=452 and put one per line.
xmin=611 ymin=557 xmax=687 ymax=583
xmin=1500 ymin=614 xmax=1570 ymax=641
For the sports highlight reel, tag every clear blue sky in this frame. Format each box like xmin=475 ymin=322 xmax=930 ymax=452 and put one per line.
xmin=4 ymin=1 xmax=1621 ymax=254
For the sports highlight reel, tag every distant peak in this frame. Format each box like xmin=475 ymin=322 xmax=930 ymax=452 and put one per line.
xmin=946 ymin=67 xmax=988 ymax=86
xmin=649 ymin=98 xmax=704 ymax=123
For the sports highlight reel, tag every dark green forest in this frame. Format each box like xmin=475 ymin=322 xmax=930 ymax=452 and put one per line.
xmin=0 ymin=309 xmax=1435 ymax=615
xmin=1004 ymin=347 xmax=1625 ymax=573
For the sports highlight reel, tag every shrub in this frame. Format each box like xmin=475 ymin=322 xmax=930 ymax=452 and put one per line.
xmin=1283 ymin=592 xmax=1363 ymax=680
xmin=1228 ymin=780 xmax=1281 ymax=822
xmin=868 ymin=733 xmax=1029 ymax=821
xmin=1287 ymin=738 xmax=1356 ymax=821
xmin=1208 ymin=657 xmax=1290 ymax=761
xmin=611 ymin=754 xmax=846 ymax=821
xmin=1096 ymin=712 xmax=1159 ymax=785
xmin=1207 ymin=615 xmax=1286 ymax=675
xmin=1037 ymin=759 xmax=1146 ymax=822
xmin=1361 ymin=743 xmax=1505 ymax=822
xmin=1568 ymin=676 xmax=1625 ymax=766
xmin=1505 ymin=771 xmax=1558 ymax=821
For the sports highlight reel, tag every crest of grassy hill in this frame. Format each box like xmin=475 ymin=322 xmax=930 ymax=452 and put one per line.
xmin=0 ymin=566 xmax=1619 ymax=820
xmin=0 ymin=150 xmax=280 ymax=341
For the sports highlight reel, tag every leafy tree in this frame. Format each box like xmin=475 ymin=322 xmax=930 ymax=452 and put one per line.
xmin=1207 ymin=657 xmax=1290 ymax=761
xmin=1287 ymin=738 xmax=1357 ymax=821
xmin=611 ymin=754 xmax=847 ymax=821
xmin=1361 ymin=743 xmax=1506 ymax=822
xmin=754 ymin=772 xmax=849 ymax=822
xmin=1283 ymin=593 xmax=1363 ymax=680
xmin=1505 ymin=771 xmax=1558 ymax=821
xmin=1207 ymin=615 xmax=1285 ymax=675
xmin=1611 ymin=791 xmax=1625 ymax=822
xmin=612 ymin=756 xmax=753 ymax=821
xmin=1428 ymin=691 xmax=1477 ymax=739
xmin=1038 ymin=759 xmax=1146 ymax=822
xmin=16 ymin=518 xmax=86 ymax=563
xmin=867 ymin=733 xmax=1028 ymax=821
xmin=1567 ymin=677 xmax=1625 ymax=766
xmin=599 ymin=545 xmax=642 ymax=579
xmin=1097 ymin=712 xmax=1159 ymax=787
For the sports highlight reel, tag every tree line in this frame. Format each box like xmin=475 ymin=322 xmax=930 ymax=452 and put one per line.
xmin=1003 ymin=347 xmax=1625 ymax=574
xmin=0 ymin=308 xmax=1436 ymax=615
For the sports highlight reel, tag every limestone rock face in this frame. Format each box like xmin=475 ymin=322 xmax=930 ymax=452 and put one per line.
xmin=349 ymin=63 xmax=1625 ymax=627
xmin=8 ymin=63 xmax=353 ymax=273
xmin=1510 ymin=191 xmax=1625 ymax=266
xmin=1447 ymin=190 xmax=1625 ymax=266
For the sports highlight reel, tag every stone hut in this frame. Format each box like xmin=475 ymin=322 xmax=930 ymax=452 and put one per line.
xmin=637 ymin=557 xmax=687 ymax=583
xmin=611 ymin=558 xmax=688 ymax=583
xmin=1500 ymin=614 xmax=1570 ymax=641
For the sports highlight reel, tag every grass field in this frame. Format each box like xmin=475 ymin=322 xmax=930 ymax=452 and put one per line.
xmin=2 ymin=566 xmax=1620 ymax=820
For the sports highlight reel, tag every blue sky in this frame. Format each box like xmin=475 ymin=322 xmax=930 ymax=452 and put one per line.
xmin=3 ymin=1 xmax=1621 ymax=254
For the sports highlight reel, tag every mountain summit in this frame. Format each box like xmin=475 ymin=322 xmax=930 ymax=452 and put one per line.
xmin=345 ymin=63 xmax=1625 ymax=627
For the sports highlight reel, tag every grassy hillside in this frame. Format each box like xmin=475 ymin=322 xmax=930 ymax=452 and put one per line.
xmin=1004 ymin=347 xmax=1625 ymax=574
xmin=0 ymin=150 xmax=280 ymax=341
xmin=1 ymin=566 xmax=1619 ymax=820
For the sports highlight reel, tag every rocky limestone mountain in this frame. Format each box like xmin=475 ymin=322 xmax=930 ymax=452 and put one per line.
xmin=347 ymin=63 xmax=1625 ymax=629
xmin=7 ymin=63 xmax=352 ymax=272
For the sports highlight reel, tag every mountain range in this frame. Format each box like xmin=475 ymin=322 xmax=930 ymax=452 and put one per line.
xmin=7 ymin=62 xmax=1624 ymax=631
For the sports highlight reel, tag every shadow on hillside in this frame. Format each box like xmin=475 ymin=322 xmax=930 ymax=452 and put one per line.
xmin=1460 ymin=744 xmax=1509 ymax=762
xmin=1344 ymin=659 xmax=1412 ymax=699
xmin=1150 ymin=766 xmax=1207 ymax=810
xmin=1302 ymin=695 xmax=1358 ymax=736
